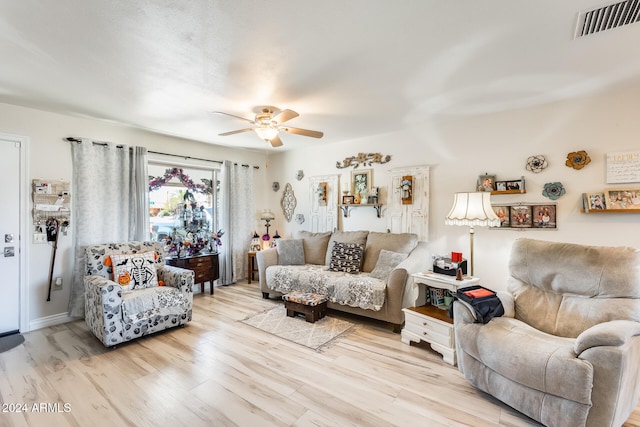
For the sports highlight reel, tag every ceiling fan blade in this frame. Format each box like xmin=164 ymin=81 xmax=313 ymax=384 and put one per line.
xmin=269 ymin=134 xmax=284 ymax=147
xmin=272 ymin=109 xmax=299 ymax=124
xmin=282 ymin=126 xmax=324 ymax=138
xmin=212 ymin=111 xmax=255 ymax=124
xmin=219 ymin=128 xmax=254 ymax=136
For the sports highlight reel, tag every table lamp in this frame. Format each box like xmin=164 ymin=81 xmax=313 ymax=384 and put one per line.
xmin=445 ymin=192 xmax=500 ymax=276
xmin=260 ymin=209 xmax=275 ymax=249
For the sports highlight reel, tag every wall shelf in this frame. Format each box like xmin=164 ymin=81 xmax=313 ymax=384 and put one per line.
xmin=581 ymin=208 xmax=640 ymax=214
xmin=582 ymin=193 xmax=640 ymax=213
xmin=491 ymin=189 xmax=526 ymax=195
xmin=338 ymin=203 xmax=383 ymax=218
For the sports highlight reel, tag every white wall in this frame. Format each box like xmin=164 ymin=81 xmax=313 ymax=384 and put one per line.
xmin=264 ymin=82 xmax=640 ymax=291
xmin=0 ymin=102 xmax=268 ymax=330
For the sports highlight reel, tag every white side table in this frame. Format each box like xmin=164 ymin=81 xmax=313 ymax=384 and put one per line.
xmin=402 ymin=271 xmax=480 ymax=366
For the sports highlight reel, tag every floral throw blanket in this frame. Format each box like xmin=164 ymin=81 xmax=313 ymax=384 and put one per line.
xmin=266 ymin=265 xmax=386 ymax=311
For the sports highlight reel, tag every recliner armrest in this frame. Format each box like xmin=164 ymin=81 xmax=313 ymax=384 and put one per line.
xmin=496 ymin=291 xmax=515 ymax=318
xmin=574 ymin=320 xmax=640 ymax=355
xmin=453 ymin=299 xmax=477 ymax=324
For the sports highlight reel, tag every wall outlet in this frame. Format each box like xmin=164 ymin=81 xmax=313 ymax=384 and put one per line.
xmin=54 ymin=277 xmax=63 ymax=290
xmin=33 ymin=233 xmax=47 ymax=244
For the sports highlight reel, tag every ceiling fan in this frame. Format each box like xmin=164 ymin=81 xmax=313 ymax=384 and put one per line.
xmin=214 ymin=107 xmax=323 ymax=147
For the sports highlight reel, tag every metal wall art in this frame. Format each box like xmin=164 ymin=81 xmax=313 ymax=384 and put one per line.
xmin=336 ymin=152 xmax=391 ymax=169
xmin=542 ymin=182 xmax=566 ymax=200
xmin=526 ymin=155 xmax=548 ymax=173
xmin=565 ymin=150 xmax=591 ymax=170
xmin=281 ymin=183 xmax=297 ymax=222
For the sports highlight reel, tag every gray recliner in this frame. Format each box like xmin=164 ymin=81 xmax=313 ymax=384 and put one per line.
xmin=454 ymin=238 xmax=640 ymax=427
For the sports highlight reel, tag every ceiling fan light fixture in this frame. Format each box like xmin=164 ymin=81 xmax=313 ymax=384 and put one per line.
xmin=254 ymin=127 xmax=279 ymax=141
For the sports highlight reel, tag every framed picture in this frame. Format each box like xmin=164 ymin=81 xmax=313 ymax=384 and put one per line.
xmin=352 ymin=169 xmax=372 ymax=196
xmin=342 ymin=195 xmax=355 ymax=205
xmin=510 ymin=205 xmax=532 ymax=228
xmin=492 ymin=205 xmax=511 ymax=228
xmin=477 ymin=174 xmax=496 ymax=192
xmin=606 ymin=188 xmax=640 ymax=209
xmin=505 ymin=180 xmax=522 ymax=191
xmin=532 ymin=205 xmax=557 ymax=229
xmin=495 ymin=181 xmax=507 ymax=192
xmin=587 ymin=193 xmax=607 ymax=210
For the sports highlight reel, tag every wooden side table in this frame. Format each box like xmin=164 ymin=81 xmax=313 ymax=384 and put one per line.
xmin=402 ymin=272 xmax=480 ymax=366
xmin=247 ymin=251 xmax=258 ymax=284
xmin=166 ymin=253 xmax=219 ymax=294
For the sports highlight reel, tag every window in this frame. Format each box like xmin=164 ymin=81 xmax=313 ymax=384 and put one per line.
xmin=148 ymin=163 xmax=219 ymax=244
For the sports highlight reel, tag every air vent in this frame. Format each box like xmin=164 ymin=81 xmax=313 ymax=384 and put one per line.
xmin=575 ymin=0 xmax=640 ymax=38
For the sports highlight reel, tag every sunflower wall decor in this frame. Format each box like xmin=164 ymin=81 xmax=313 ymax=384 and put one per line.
xmin=565 ymin=150 xmax=591 ymax=170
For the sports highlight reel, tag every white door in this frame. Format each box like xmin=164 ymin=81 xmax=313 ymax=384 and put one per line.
xmin=0 ymin=136 xmax=22 ymax=334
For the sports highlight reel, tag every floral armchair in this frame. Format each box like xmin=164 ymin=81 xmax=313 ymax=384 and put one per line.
xmin=84 ymin=241 xmax=194 ymax=347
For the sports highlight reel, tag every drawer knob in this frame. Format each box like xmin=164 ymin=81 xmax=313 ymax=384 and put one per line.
xmin=422 ymin=322 xmax=427 ymax=326
xmin=423 ymin=331 xmax=428 ymax=336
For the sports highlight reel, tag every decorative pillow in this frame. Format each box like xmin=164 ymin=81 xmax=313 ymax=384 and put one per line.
xmin=362 ymin=232 xmax=418 ymax=272
xmin=324 ymin=230 xmax=369 ymax=266
xmin=277 ymin=239 xmax=305 ymax=265
xmin=369 ymin=250 xmax=409 ymax=281
xmin=109 ymin=251 xmax=159 ymax=291
xmin=329 ymin=242 xmax=364 ymax=274
xmin=296 ymin=231 xmax=332 ymax=265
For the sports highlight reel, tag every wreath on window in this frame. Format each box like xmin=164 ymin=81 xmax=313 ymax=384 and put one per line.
xmin=148 ymin=168 xmax=212 ymax=194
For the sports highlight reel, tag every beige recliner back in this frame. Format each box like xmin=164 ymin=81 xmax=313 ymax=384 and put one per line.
xmin=507 ymin=238 xmax=640 ymax=338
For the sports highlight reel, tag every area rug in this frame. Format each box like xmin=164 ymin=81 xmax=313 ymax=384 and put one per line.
xmin=242 ymin=305 xmax=355 ymax=350
xmin=0 ymin=333 xmax=25 ymax=353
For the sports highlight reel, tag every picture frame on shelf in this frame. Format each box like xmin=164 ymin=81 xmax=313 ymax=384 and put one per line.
xmin=606 ymin=188 xmax=640 ymax=210
xmin=492 ymin=176 xmax=526 ymax=194
xmin=586 ymin=193 xmax=607 ymax=210
xmin=477 ymin=174 xmax=496 ymax=192
xmin=505 ymin=180 xmax=523 ymax=191
xmin=342 ymin=195 xmax=355 ymax=205
xmin=532 ymin=205 xmax=557 ymax=229
xmin=352 ymin=169 xmax=372 ymax=197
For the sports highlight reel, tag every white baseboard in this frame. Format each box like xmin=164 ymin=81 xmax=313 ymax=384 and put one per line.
xmin=29 ymin=312 xmax=76 ymax=332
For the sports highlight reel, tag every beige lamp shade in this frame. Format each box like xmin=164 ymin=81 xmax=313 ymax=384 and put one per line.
xmin=445 ymin=192 xmax=500 ymax=277
xmin=445 ymin=192 xmax=500 ymax=227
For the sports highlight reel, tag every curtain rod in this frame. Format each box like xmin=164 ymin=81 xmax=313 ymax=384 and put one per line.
xmin=65 ymin=137 xmax=259 ymax=169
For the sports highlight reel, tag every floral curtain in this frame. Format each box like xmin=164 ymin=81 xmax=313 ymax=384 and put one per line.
xmin=219 ymin=160 xmax=254 ymax=285
xmin=68 ymin=139 xmax=149 ymax=317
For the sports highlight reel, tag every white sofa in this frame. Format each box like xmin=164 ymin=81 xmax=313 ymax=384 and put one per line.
xmin=257 ymin=230 xmax=430 ymax=331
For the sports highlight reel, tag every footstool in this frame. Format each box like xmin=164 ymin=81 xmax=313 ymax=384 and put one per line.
xmin=283 ymin=292 xmax=328 ymax=323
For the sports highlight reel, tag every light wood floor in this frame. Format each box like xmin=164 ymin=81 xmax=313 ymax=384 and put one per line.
xmin=2 ymin=281 xmax=640 ymax=427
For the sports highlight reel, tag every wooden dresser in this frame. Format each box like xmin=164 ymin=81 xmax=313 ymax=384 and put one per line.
xmin=166 ymin=253 xmax=219 ymax=294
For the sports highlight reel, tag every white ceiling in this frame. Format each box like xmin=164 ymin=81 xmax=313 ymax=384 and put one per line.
xmin=1 ymin=0 xmax=639 ymax=151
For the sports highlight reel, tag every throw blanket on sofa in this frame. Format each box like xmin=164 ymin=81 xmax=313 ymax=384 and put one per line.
xmin=266 ymin=265 xmax=386 ymax=310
